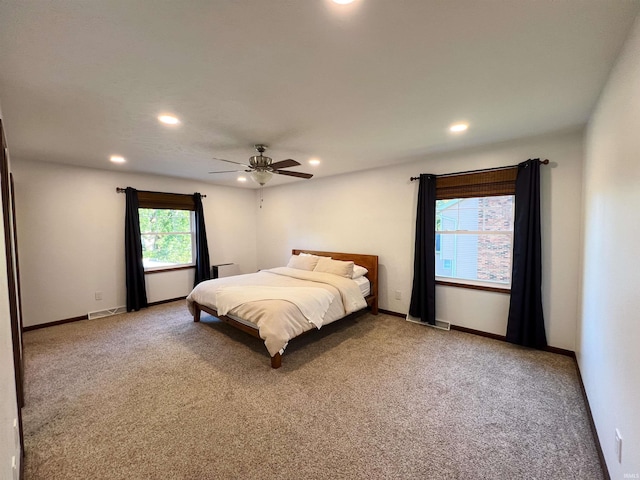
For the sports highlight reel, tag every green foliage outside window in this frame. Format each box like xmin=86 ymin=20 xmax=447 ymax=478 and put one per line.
xmin=139 ymin=209 xmax=194 ymax=267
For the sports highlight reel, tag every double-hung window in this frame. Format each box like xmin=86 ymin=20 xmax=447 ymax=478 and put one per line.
xmin=139 ymin=209 xmax=195 ymax=270
xmin=435 ymin=167 xmax=517 ymax=291
xmin=137 ymin=191 xmax=197 ymax=272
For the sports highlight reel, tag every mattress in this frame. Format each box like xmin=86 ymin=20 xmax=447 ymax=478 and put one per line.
xmin=354 ymin=275 xmax=370 ymax=296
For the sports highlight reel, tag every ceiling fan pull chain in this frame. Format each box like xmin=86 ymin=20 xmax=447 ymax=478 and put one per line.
xmin=259 ymin=186 xmax=264 ymax=209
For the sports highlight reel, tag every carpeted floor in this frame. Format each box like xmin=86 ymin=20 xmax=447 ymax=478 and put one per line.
xmin=22 ymin=301 xmax=603 ymax=479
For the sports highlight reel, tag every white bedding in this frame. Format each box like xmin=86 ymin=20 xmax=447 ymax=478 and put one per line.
xmin=186 ymin=267 xmax=368 ymax=356
xmin=354 ymin=276 xmax=370 ymax=296
xmin=215 ymin=286 xmax=334 ymax=328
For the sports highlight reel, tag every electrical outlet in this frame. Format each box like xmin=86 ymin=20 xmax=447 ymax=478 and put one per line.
xmin=95 ymin=291 xmax=102 ymax=301
xmin=394 ymin=290 xmax=402 ymax=300
xmin=615 ymin=429 xmax=622 ymax=463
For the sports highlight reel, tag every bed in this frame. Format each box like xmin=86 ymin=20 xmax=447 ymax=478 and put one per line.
xmin=187 ymin=249 xmax=379 ymax=368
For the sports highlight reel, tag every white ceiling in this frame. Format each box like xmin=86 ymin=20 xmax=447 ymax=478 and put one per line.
xmin=0 ymin=1 xmax=638 ymax=188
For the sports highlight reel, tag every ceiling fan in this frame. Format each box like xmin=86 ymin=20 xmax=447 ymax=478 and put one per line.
xmin=208 ymin=144 xmax=313 ymax=186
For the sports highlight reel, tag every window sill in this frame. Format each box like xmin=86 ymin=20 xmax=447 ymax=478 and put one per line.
xmin=436 ymin=280 xmax=510 ymax=294
xmin=144 ymin=265 xmax=195 ymax=275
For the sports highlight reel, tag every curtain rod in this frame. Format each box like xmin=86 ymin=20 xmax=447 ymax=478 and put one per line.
xmin=115 ymin=187 xmax=206 ymax=198
xmin=409 ymin=159 xmax=549 ymax=182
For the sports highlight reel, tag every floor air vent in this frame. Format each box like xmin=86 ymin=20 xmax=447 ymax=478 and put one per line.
xmin=405 ymin=316 xmax=451 ymax=331
xmin=88 ymin=306 xmax=127 ymax=320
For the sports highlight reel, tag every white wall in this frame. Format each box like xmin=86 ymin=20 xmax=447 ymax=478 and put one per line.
xmin=257 ymin=130 xmax=584 ymax=350
xmin=580 ymin=14 xmax=640 ymax=477
xmin=12 ymin=159 xmax=258 ymax=327
xmin=0 ymin=104 xmax=20 ymax=480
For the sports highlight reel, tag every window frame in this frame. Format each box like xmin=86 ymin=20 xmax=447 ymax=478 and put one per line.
xmin=434 ymin=167 xmax=517 ymax=293
xmin=140 ymin=209 xmax=196 ymax=273
xmin=136 ymin=191 xmax=198 ymax=274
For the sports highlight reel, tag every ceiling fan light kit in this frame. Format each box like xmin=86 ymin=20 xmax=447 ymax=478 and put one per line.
xmin=209 ymin=144 xmax=313 ymax=186
xmin=251 ymin=170 xmax=273 ymax=186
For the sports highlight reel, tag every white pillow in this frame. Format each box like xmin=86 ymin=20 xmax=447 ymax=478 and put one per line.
xmin=287 ymin=254 xmax=319 ymax=271
xmin=351 ymin=264 xmax=368 ymax=279
xmin=300 ymin=252 xmax=331 ymax=259
xmin=313 ymin=257 xmax=354 ymax=278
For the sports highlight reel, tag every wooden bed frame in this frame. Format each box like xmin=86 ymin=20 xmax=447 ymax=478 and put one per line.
xmin=192 ymin=249 xmax=379 ymax=368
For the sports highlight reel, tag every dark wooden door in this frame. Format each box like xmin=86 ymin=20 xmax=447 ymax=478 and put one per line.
xmin=0 ymin=119 xmax=25 ymax=458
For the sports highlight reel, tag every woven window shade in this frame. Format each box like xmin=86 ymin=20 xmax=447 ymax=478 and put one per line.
xmin=436 ymin=167 xmax=517 ymax=200
xmin=137 ymin=191 xmax=195 ymax=210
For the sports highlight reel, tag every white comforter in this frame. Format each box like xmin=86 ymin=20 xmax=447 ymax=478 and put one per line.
xmin=215 ymin=286 xmax=334 ymax=328
xmin=186 ymin=267 xmax=367 ymax=356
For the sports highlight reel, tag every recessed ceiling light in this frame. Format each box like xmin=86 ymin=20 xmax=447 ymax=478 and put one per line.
xmin=309 ymin=159 xmax=321 ymax=166
xmin=158 ymin=114 xmax=180 ymax=125
xmin=449 ymin=122 xmax=469 ymax=133
xmin=237 ymin=176 xmax=247 ymax=183
xmin=110 ymin=155 xmax=126 ymax=164
xmin=332 ymin=0 xmax=355 ymax=4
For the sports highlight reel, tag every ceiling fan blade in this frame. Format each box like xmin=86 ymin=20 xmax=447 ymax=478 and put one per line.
xmin=212 ymin=157 xmax=252 ymax=168
xmin=208 ymin=169 xmax=250 ymax=174
xmin=270 ymin=159 xmax=300 ymax=170
xmin=273 ymin=170 xmax=313 ymax=179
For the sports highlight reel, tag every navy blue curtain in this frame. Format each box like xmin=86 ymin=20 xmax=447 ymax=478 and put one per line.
xmin=193 ymin=192 xmax=211 ymax=287
xmin=506 ymin=159 xmax=547 ymax=348
xmin=125 ymin=187 xmax=148 ymax=311
xmin=409 ymin=174 xmax=437 ymax=325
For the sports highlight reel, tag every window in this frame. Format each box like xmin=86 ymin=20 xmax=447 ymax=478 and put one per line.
xmin=139 ymin=209 xmax=195 ymax=270
xmin=135 ymin=190 xmax=198 ymax=272
xmin=435 ymin=166 xmax=517 ymax=291
xmin=436 ymin=195 xmax=514 ymax=287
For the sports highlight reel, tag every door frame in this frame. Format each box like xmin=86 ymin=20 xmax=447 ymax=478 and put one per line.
xmin=0 ymin=119 xmax=25 ymax=462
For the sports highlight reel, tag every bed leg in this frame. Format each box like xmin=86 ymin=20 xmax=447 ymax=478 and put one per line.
xmin=271 ymin=353 xmax=282 ymax=369
xmin=193 ymin=304 xmax=201 ymax=323
xmin=371 ymin=301 xmax=379 ymax=315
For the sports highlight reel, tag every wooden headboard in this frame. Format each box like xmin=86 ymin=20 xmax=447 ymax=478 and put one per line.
xmin=292 ymin=249 xmax=379 ymax=314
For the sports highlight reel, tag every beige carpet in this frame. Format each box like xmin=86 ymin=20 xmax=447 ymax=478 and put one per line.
xmin=22 ymin=301 xmax=603 ymax=479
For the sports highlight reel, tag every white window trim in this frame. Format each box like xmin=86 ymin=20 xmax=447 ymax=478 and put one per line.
xmin=435 ymin=276 xmax=511 ymax=290
xmin=436 ymin=196 xmax=514 ymax=288
xmin=141 ymin=211 xmax=197 ymax=272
